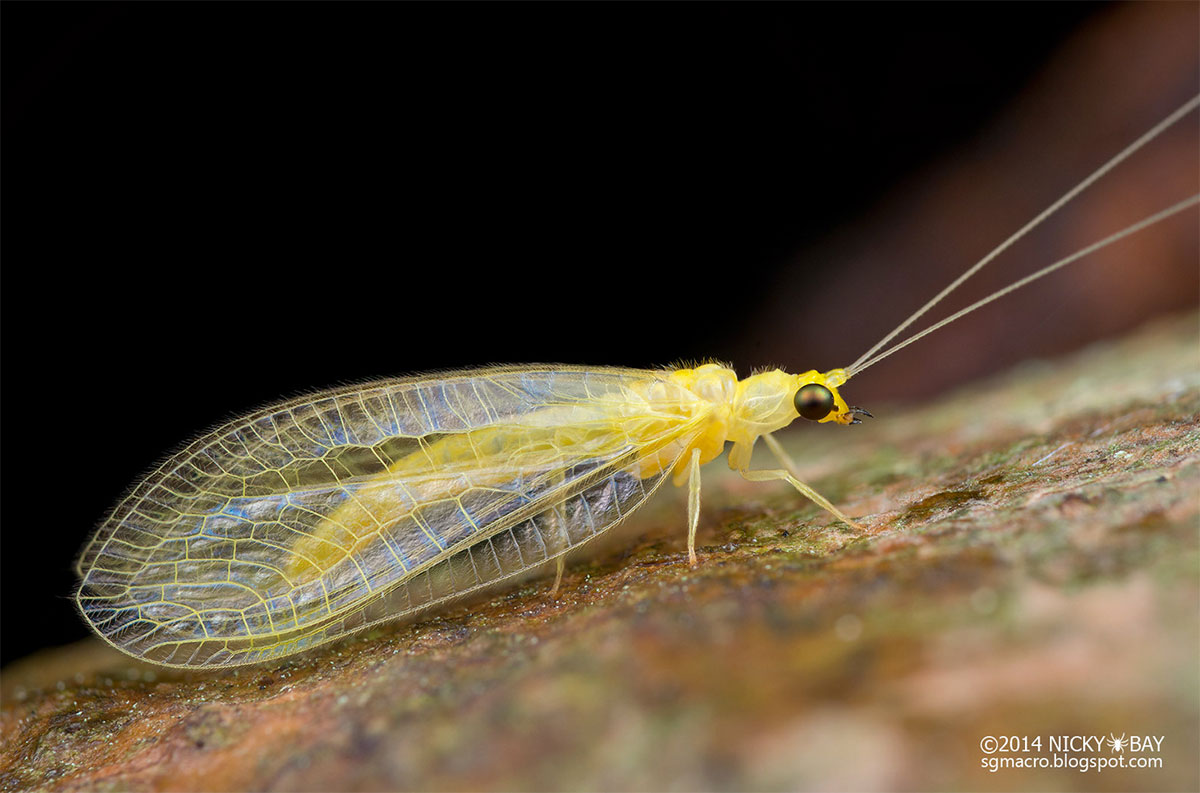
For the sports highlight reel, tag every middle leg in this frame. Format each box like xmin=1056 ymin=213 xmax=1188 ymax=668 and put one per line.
xmin=686 ymin=447 xmax=702 ymax=566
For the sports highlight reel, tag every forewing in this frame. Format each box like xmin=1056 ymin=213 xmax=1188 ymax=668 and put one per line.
xmin=75 ymin=367 xmax=701 ymax=666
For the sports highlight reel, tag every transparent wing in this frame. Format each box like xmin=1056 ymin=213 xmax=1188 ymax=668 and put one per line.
xmin=75 ymin=366 xmax=703 ymax=667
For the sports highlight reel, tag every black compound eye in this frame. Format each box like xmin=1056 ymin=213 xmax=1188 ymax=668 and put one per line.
xmin=794 ymin=383 xmax=835 ymax=421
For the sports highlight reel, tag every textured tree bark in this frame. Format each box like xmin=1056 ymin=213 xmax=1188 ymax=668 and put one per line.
xmin=3 ymin=313 xmax=1197 ymax=792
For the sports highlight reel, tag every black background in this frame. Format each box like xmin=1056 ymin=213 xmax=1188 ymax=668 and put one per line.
xmin=7 ymin=2 xmax=1193 ymax=666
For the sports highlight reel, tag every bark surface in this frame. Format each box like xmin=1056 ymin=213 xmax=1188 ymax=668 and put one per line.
xmin=3 ymin=313 xmax=1197 ymax=792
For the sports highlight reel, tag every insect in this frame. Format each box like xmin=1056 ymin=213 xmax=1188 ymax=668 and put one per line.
xmin=75 ymin=95 xmax=1199 ymax=668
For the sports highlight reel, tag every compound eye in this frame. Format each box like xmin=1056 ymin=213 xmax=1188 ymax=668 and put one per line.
xmin=794 ymin=383 xmax=834 ymax=421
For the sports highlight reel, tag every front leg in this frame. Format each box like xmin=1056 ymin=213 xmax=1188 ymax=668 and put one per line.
xmin=746 ymin=433 xmax=864 ymax=531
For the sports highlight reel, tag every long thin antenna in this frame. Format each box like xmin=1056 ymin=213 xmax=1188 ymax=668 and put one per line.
xmin=848 ymin=93 xmax=1200 ymax=373
xmin=845 ymin=193 xmax=1200 ymax=377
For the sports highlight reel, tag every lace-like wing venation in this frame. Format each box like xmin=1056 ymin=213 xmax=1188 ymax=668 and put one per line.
xmin=75 ymin=367 xmax=701 ymax=666
xmin=146 ymin=463 xmax=671 ymax=666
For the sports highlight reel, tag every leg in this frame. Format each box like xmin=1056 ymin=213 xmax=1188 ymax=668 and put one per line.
xmin=750 ymin=433 xmax=863 ymax=530
xmin=551 ymin=555 xmax=565 ymax=598
xmin=546 ymin=468 xmax=569 ymax=598
xmin=762 ymin=432 xmax=803 ymax=474
xmin=687 ymin=447 xmax=701 ymax=566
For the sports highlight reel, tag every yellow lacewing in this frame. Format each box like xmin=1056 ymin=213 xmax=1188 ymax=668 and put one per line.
xmin=74 ymin=96 xmax=1200 ymax=668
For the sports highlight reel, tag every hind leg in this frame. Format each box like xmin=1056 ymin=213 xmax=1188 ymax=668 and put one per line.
xmin=545 ymin=469 xmax=569 ymax=597
xmin=550 ymin=555 xmax=565 ymax=597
